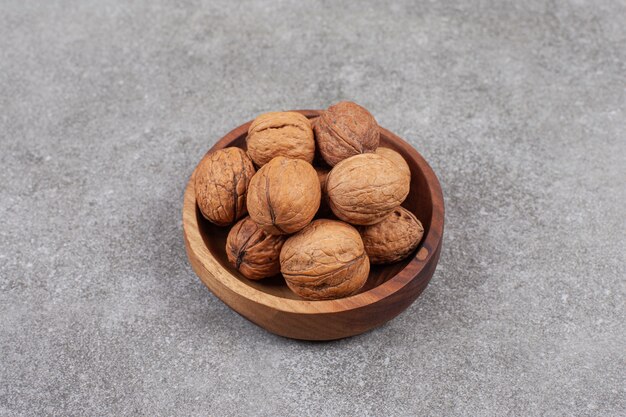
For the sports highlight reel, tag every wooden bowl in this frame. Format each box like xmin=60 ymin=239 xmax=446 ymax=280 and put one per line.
xmin=183 ymin=110 xmax=444 ymax=341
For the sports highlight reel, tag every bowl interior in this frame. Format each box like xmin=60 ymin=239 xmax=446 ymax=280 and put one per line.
xmin=196 ymin=124 xmax=434 ymax=300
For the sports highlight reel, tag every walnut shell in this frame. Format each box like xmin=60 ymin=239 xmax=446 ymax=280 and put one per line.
xmin=246 ymin=156 xmax=321 ymax=235
xmin=226 ymin=216 xmax=286 ymax=280
xmin=376 ymin=147 xmax=411 ymax=178
xmin=280 ymin=219 xmax=369 ymax=300
xmin=326 ymin=153 xmax=410 ymax=225
xmin=359 ymin=207 xmax=424 ymax=264
xmin=315 ymin=166 xmax=332 ymax=218
xmin=195 ymin=147 xmax=256 ymax=226
xmin=246 ymin=112 xmax=315 ymax=167
xmin=314 ymin=101 xmax=380 ymax=166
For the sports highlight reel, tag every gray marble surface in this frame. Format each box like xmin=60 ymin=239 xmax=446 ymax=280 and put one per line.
xmin=1 ymin=1 xmax=625 ymax=416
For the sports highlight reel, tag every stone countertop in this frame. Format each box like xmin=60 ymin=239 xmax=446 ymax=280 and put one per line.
xmin=1 ymin=1 xmax=624 ymax=416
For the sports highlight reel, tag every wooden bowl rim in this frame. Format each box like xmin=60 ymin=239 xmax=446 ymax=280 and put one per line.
xmin=182 ymin=110 xmax=444 ymax=315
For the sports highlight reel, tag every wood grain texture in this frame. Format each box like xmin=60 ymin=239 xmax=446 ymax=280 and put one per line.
xmin=182 ymin=110 xmax=445 ymax=340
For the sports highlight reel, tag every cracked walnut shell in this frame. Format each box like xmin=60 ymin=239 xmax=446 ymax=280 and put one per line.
xmin=359 ymin=207 xmax=424 ymax=264
xmin=226 ymin=216 xmax=286 ymax=280
xmin=314 ymin=101 xmax=380 ymax=166
xmin=195 ymin=147 xmax=256 ymax=226
xmin=246 ymin=112 xmax=315 ymax=167
xmin=280 ymin=219 xmax=369 ymax=300
xmin=326 ymin=153 xmax=410 ymax=225
xmin=246 ymin=156 xmax=321 ymax=235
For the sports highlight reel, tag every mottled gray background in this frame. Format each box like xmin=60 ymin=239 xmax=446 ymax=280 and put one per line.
xmin=1 ymin=0 xmax=625 ymax=416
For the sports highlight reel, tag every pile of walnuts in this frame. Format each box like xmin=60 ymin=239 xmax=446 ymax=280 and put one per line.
xmin=195 ymin=101 xmax=424 ymax=300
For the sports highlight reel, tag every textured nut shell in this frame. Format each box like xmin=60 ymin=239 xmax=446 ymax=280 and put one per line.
xmin=360 ymin=207 xmax=424 ymax=264
xmin=376 ymin=147 xmax=411 ymax=178
xmin=280 ymin=219 xmax=369 ymax=300
xmin=316 ymin=166 xmax=329 ymax=191
xmin=226 ymin=216 xmax=286 ymax=280
xmin=315 ymin=166 xmax=332 ymax=217
xmin=246 ymin=157 xmax=321 ymax=235
xmin=327 ymin=153 xmax=410 ymax=225
xmin=314 ymin=101 xmax=380 ymax=166
xmin=246 ymin=112 xmax=315 ymax=167
xmin=195 ymin=147 xmax=256 ymax=226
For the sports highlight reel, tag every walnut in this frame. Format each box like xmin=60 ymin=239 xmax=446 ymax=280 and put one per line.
xmin=226 ymin=216 xmax=286 ymax=280
xmin=246 ymin=112 xmax=315 ymax=167
xmin=376 ymin=147 xmax=410 ymax=178
xmin=195 ymin=147 xmax=256 ymax=226
xmin=246 ymin=156 xmax=320 ymax=235
xmin=316 ymin=166 xmax=329 ymax=191
xmin=359 ymin=207 xmax=424 ymax=264
xmin=314 ymin=101 xmax=380 ymax=166
xmin=280 ymin=219 xmax=369 ymax=300
xmin=326 ymin=153 xmax=410 ymax=225
xmin=314 ymin=166 xmax=332 ymax=218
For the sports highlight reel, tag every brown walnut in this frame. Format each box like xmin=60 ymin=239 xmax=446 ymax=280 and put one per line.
xmin=376 ymin=147 xmax=411 ymax=179
xmin=226 ymin=216 xmax=286 ymax=280
xmin=326 ymin=153 xmax=410 ymax=225
xmin=359 ymin=207 xmax=424 ymax=264
xmin=195 ymin=147 xmax=255 ymax=226
xmin=314 ymin=166 xmax=332 ymax=218
xmin=246 ymin=112 xmax=315 ymax=167
xmin=314 ymin=101 xmax=380 ymax=166
xmin=246 ymin=156 xmax=320 ymax=235
xmin=280 ymin=219 xmax=369 ymax=300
